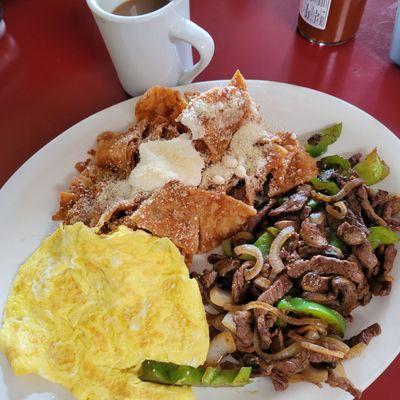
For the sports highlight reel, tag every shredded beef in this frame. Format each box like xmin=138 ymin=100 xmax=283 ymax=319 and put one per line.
xmin=382 ymin=244 xmax=397 ymax=274
xmin=253 ymin=275 xmax=292 ymax=349
xmin=270 ymin=328 xmax=285 ymax=353
xmin=327 ymin=372 xmax=362 ymax=399
xmin=366 ymin=187 xmax=389 ymax=208
xmin=300 ymin=272 xmax=331 ymax=293
xmin=269 ymin=188 xmax=310 ymax=217
xmin=309 ymin=351 xmax=340 ymax=364
xmin=253 ymin=276 xmax=272 ymax=292
xmin=247 ymin=198 xmax=277 ymax=233
xmin=357 ymin=185 xmax=387 ymax=226
xmin=312 ymin=361 xmax=337 ymax=370
xmin=207 ymin=313 xmax=225 ymax=332
xmin=286 ymin=250 xmax=302 ymax=263
xmin=371 ymin=278 xmax=392 ymax=296
xmin=302 ymin=292 xmax=339 ymax=310
xmin=284 ymin=232 xmax=300 ymax=254
xmin=232 ymin=266 xmax=250 ymax=304
xmin=214 ymin=258 xmax=240 ymax=277
xmin=337 ymin=221 xmax=367 ymax=246
xmin=298 ymin=244 xmax=344 ymax=259
xmin=352 ymin=240 xmax=379 ymax=275
xmin=275 ymin=219 xmax=300 ymax=231
xmin=345 ymin=207 xmax=369 ymax=237
xmin=345 ymin=323 xmax=381 ymax=347
xmin=254 ymin=312 xmax=276 ymax=349
xmin=299 ymin=205 xmax=312 ymax=220
xmin=270 ymin=369 xmax=289 ymax=391
xmin=202 ymin=270 xmax=217 ymax=288
xmin=258 ymin=275 xmax=293 ymax=305
xmin=346 ymin=190 xmax=363 ymax=218
xmin=273 ymin=350 xmax=310 ymax=377
xmin=192 ymin=270 xmax=217 ymax=302
xmin=356 ymin=282 xmax=373 ymax=305
xmin=331 ymin=276 xmax=358 ymax=315
xmin=382 ymin=196 xmax=400 ymax=229
xmin=234 ymin=311 xmax=254 ymax=349
xmin=287 ymin=256 xmax=364 ymax=284
xmin=300 ymin=220 xmax=329 ymax=248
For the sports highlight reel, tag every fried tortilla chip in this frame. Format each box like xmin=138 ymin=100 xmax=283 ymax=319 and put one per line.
xmin=191 ymin=188 xmax=256 ymax=252
xmin=268 ymin=132 xmax=318 ymax=197
xmin=95 ymin=122 xmax=146 ymax=177
xmin=230 ymin=69 xmax=247 ymax=91
xmin=130 ymin=181 xmax=256 ymax=254
xmin=135 ymin=86 xmax=187 ymax=127
xmin=178 ymin=71 xmax=259 ymax=164
xmin=130 ymin=181 xmax=199 ymax=254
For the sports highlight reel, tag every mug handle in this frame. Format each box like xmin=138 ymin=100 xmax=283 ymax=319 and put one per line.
xmin=170 ymin=18 xmax=215 ymax=85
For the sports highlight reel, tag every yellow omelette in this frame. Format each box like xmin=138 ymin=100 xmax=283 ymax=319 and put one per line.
xmin=0 ymin=223 xmax=209 ymax=399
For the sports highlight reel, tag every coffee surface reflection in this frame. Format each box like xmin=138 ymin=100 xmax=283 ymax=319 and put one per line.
xmin=112 ymin=0 xmax=169 ymax=16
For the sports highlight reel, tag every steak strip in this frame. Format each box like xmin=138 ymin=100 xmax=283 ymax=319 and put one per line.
xmin=300 ymin=220 xmax=328 ymax=248
xmin=255 ymin=275 xmax=293 ymax=349
xmin=382 ymin=244 xmax=398 ymax=274
xmin=300 ymin=272 xmax=331 ymax=293
xmin=247 ymin=198 xmax=277 ymax=233
xmin=327 ymin=372 xmax=362 ymax=399
xmin=345 ymin=323 xmax=381 ymax=348
xmin=357 ymin=185 xmax=387 ymax=226
xmin=233 ymin=311 xmax=254 ymax=349
xmin=286 ymin=255 xmax=364 ymax=284
xmin=269 ymin=188 xmax=310 ymax=217
xmin=337 ymin=221 xmax=367 ymax=246
xmin=258 ymin=275 xmax=293 ymax=305
xmin=273 ymin=350 xmax=310 ymax=376
xmin=351 ymin=240 xmax=378 ymax=275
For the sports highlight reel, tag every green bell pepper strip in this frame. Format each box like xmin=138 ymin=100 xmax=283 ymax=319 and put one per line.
xmin=305 ymin=122 xmax=343 ymax=158
xmin=310 ymin=177 xmax=340 ymax=195
xmin=139 ymin=360 xmax=252 ymax=387
xmin=329 ymin=232 xmax=348 ymax=254
xmin=276 ymin=297 xmax=346 ymax=336
xmin=307 ymin=199 xmax=320 ymax=210
xmin=354 ymin=148 xmax=390 ymax=185
xmin=240 ymin=231 xmax=275 ymax=261
xmin=221 ymin=238 xmax=233 ymax=257
xmin=368 ymin=226 xmax=400 ymax=250
xmin=319 ymin=155 xmax=351 ymax=176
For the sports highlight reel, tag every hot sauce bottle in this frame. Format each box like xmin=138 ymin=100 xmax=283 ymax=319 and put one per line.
xmin=298 ymin=0 xmax=367 ymax=45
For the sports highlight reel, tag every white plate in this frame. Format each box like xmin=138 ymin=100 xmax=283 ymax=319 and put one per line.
xmin=0 ymin=80 xmax=399 ymax=400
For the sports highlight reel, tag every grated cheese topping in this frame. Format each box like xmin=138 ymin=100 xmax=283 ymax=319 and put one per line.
xmin=179 ymin=86 xmax=246 ymax=140
xmin=200 ymin=121 xmax=275 ymax=188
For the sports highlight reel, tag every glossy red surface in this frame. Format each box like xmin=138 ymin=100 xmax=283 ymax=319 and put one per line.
xmin=0 ymin=0 xmax=400 ymax=398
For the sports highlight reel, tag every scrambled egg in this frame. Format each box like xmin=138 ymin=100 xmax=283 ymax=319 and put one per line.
xmin=0 ymin=223 xmax=209 ymax=399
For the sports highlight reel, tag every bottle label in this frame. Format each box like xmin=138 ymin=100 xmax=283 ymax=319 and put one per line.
xmin=299 ymin=0 xmax=332 ymax=30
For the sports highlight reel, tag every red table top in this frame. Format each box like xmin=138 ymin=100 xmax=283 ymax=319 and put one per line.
xmin=1 ymin=0 xmax=400 ymax=398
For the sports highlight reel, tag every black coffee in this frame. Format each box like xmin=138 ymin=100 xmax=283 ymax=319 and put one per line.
xmin=112 ymin=0 xmax=169 ymax=16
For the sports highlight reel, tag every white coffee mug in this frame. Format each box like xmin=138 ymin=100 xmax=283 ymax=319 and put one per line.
xmin=86 ymin=0 xmax=215 ymax=96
